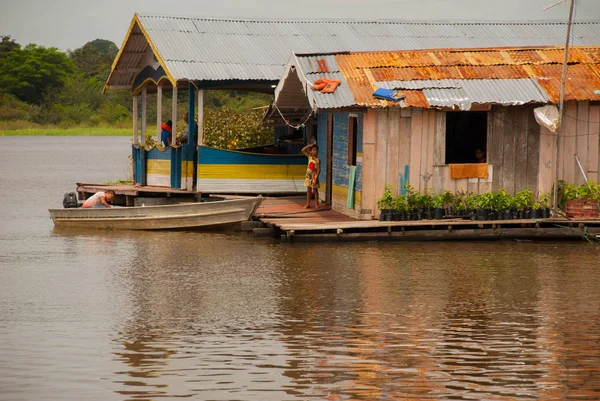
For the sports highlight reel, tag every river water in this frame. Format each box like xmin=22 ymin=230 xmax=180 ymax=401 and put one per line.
xmin=1 ymin=136 xmax=600 ymax=401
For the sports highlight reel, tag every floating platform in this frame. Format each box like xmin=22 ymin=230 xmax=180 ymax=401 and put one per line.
xmin=252 ymin=196 xmax=600 ymax=242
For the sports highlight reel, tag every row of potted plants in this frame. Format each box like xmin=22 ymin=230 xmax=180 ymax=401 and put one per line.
xmin=377 ymin=184 xmax=553 ymax=221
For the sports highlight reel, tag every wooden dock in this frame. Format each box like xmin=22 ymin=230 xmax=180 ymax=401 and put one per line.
xmin=252 ymin=196 xmax=600 ymax=242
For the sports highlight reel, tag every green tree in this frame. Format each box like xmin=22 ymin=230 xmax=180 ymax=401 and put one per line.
xmin=0 ymin=36 xmax=20 ymax=56
xmin=0 ymin=43 xmax=75 ymax=104
xmin=69 ymin=39 xmax=118 ymax=81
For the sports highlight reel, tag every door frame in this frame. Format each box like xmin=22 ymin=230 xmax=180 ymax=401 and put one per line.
xmin=326 ymin=113 xmax=334 ymax=205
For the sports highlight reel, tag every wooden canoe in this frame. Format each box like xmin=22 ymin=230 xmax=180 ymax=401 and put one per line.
xmin=49 ymin=197 xmax=262 ymax=230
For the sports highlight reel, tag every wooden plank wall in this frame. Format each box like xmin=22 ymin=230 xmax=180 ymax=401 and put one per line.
xmin=365 ymin=102 xmax=600 ymax=219
xmin=486 ymin=105 xmax=541 ymax=195
xmin=559 ymin=101 xmax=599 ymax=185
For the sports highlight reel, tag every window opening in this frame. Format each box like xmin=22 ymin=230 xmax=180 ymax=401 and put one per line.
xmin=445 ymin=111 xmax=487 ymax=164
xmin=348 ymin=115 xmax=358 ymax=166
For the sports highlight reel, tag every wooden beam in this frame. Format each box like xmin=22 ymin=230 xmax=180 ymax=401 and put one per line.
xmin=172 ymin=86 xmax=178 ymax=144
xmin=132 ymin=95 xmax=139 ymax=145
xmin=156 ymin=84 xmax=162 ymax=142
xmin=141 ymin=86 xmax=147 ymax=145
xmin=198 ymin=89 xmax=204 ymax=145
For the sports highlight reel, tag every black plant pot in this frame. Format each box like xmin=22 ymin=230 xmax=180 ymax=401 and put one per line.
xmin=380 ymin=209 xmax=390 ymax=221
xmin=424 ymin=209 xmax=433 ymax=220
xmin=434 ymin=208 xmax=445 ymax=220
xmin=489 ymin=210 xmax=498 ymax=221
xmin=542 ymin=208 xmax=551 ymax=218
xmin=469 ymin=209 xmax=477 ymax=221
xmin=502 ymin=210 xmax=513 ymax=220
xmin=524 ymin=208 xmax=532 ymax=219
xmin=517 ymin=210 xmax=524 ymax=219
xmin=391 ymin=211 xmax=401 ymax=221
xmin=401 ymin=212 xmax=408 ymax=221
xmin=411 ymin=210 xmax=419 ymax=221
xmin=476 ymin=209 xmax=489 ymax=221
xmin=531 ymin=208 xmax=542 ymax=219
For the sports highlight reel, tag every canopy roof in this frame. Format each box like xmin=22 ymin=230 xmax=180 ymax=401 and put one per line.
xmin=273 ymin=46 xmax=600 ymax=112
xmin=104 ymin=13 xmax=600 ymax=93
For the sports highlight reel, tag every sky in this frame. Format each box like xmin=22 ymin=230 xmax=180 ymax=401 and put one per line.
xmin=1 ymin=0 xmax=599 ymax=50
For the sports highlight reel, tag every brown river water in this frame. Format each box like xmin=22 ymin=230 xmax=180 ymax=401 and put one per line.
xmin=1 ymin=136 xmax=600 ymax=401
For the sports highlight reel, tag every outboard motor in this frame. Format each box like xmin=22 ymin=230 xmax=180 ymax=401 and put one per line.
xmin=63 ymin=192 xmax=80 ymax=208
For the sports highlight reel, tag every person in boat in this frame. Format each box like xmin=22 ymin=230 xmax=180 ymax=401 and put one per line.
xmin=302 ymin=144 xmax=320 ymax=209
xmin=81 ymin=190 xmax=115 ymax=209
xmin=160 ymin=120 xmax=173 ymax=147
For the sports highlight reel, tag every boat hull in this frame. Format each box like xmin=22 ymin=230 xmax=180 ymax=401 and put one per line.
xmin=49 ymin=197 xmax=262 ymax=230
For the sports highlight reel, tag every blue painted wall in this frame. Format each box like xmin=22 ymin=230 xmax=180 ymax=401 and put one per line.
xmin=332 ymin=112 xmax=363 ymax=193
xmin=317 ymin=113 xmax=328 ymax=185
xmin=316 ymin=111 xmax=363 ymax=202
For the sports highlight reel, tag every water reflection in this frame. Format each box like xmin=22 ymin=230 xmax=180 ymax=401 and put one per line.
xmin=39 ymin=230 xmax=600 ymax=400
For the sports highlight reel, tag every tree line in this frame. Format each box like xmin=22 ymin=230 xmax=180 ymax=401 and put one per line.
xmin=0 ymin=35 xmax=272 ymax=137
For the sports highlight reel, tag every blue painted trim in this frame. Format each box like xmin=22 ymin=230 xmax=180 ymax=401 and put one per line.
xmin=146 ymin=147 xmax=172 ymax=160
xmin=399 ymin=165 xmax=409 ymax=195
xmin=198 ymin=146 xmax=305 ymax=165
xmin=132 ymin=145 xmax=147 ymax=185
xmin=171 ymin=147 xmax=182 ymax=188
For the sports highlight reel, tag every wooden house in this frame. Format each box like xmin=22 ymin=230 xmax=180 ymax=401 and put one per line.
xmin=271 ymin=47 xmax=600 ymax=218
xmin=104 ymin=14 xmax=600 ymax=197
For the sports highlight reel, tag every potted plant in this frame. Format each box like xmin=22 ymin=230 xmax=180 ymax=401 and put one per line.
xmin=377 ymin=185 xmax=395 ymax=221
xmin=392 ymin=194 xmax=407 ymax=221
xmin=514 ymin=189 xmax=534 ymax=219
xmin=404 ymin=184 xmax=420 ymax=220
xmin=432 ymin=193 xmax=445 ymax=220
xmin=475 ymin=192 xmax=493 ymax=220
xmin=420 ymin=189 xmax=434 ymax=220
xmin=538 ymin=192 xmax=552 ymax=218
xmin=442 ymin=190 xmax=454 ymax=216
xmin=464 ymin=191 xmax=477 ymax=220
xmin=496 ymin=189 xmax=513 ymax=220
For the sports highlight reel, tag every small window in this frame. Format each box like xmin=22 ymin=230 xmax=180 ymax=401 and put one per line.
xmin=445 ymin=111 xmax=488 ymax=164
xmin=348 ymin=115 xmax=358 ymax=166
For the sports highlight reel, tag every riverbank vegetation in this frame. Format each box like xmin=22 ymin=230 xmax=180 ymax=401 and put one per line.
xmin=0 ymin=35 xmax=273 ymax=145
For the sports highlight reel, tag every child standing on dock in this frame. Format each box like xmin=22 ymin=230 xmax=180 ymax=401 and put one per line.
xmin=302 ymin=144 xmax=320 ymax=209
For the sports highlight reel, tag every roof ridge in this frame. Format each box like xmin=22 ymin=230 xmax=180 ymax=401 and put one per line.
xmin=136 ymin=14 xmax=600 ymax=25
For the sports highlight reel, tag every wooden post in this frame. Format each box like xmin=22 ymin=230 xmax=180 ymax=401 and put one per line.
xmin=132 ymin=95 xmax=139 ymax=145
xmin=141 ymin=86 xmax=147 ymax=145
xmin=156 ymin=84 xmax=162 ymax=143
xmin=198 ymin=89 xmax=204 ymax=145
xmin=172 ymin=85 xmax=178 ymax=145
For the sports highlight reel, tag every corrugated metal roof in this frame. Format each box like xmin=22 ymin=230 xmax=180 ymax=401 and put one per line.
xmin=338 ymin=47 xmax=600 ymax=107
xmin=106 ymin=14 xmax=600 ymax=89
xmin=421 ymin=79 xmax=551 ymax=110
xmin=275 ymin=47 xmax=600 ymax=110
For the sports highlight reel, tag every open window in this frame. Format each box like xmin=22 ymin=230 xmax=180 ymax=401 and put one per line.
xmin=348 ymin=115 xmax=358 ymax=166
xmin=445 ymin=111 xmax=488 ymax=164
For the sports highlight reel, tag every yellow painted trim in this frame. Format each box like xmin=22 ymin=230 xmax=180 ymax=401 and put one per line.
xmin=357 ymin=152 xmax=364 ymax=158
xmin=181 ymin=161 xmax=194 ymax=178
xmin=134 ymin=14 xmax=177 ymax=86
xmin=332 ymin=184 xmax=362 ymax=207
xmin=103 ymin=13 xmax=177 ymax=94
xmin=200 ymin=146 xmax=304 ymax=158
xmin=198 ymin=164 xmax=306 ymax=180
xmin=132 ymin=76 xmax=169 ymax=96
xmin=147 ymin=159 xmax=171 ymax=175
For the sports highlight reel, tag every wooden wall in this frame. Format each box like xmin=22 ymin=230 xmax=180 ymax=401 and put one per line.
xmin=363 ymin=103 xmax=600 ymax=219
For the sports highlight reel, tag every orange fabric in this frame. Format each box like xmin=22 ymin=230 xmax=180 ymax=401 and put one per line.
xmin=321 ymin=80 xmax=341 ymax=93
xmin=311 ymin=79 xmax=341 ymax=93
xmin=449 ymin=163 xmax=488 ymax=179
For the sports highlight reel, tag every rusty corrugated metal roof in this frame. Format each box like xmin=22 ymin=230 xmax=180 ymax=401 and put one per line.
xmin=331 ymin=47 xmax=600 ymax=108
